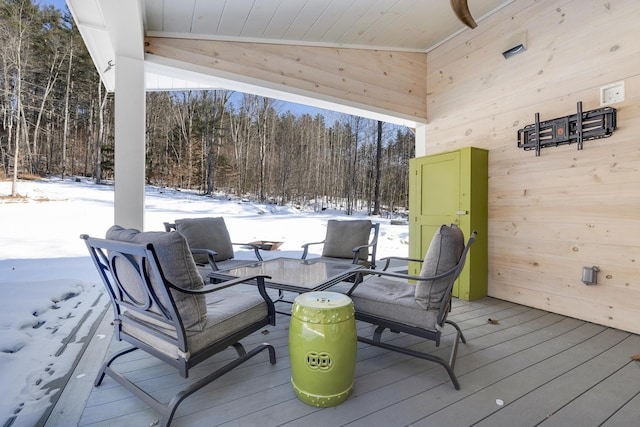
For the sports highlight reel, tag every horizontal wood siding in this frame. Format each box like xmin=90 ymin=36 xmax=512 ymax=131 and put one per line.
xmin=145 ymin=37 xmax=427 ymax=121
xmin=424 ymin=0 xmax=640 ymax=333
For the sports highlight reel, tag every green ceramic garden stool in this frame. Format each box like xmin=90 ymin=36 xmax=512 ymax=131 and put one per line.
xmin=289 ymin=291 xmax=357 ymax=407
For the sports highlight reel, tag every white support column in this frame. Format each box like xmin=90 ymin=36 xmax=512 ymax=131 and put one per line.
xmin=414 ymin=123 xmax=427 ymax=158
xmin=114 ymin=55 xmax=145 ymax=230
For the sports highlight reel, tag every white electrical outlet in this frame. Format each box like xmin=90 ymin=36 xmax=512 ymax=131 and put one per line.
xmin=600 ymin=81 xmax=625 ymax=105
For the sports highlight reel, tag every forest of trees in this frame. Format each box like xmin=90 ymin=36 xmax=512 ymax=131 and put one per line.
xmin=0 ymin=0 xmax=414 ymax=215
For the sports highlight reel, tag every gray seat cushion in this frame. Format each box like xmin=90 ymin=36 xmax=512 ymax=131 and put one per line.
xmin=122 ymin=287 xmax=268 ymax=360
xmin=415 ymin=224 xmax=464 ymax=310
xmin=350 ymin=278 xmax=438 ymax=331
xmin=106 ymin=225 xmax=207 ymax=331
xmin=322 ymin=219 xmax=372 ymax=260
xmin=175 ymin=217 xmax=234 ymax=264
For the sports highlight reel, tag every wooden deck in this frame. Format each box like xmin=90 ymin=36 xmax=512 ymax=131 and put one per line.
xmin=47 ymin=293 xmax=640 ymax=427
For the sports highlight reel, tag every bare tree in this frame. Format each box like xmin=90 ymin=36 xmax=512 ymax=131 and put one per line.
xmin=60 ymin=36 xmax=72 ymax=180
xmin=94 ymin=80 xmax=109 ymax=183
xmin=0 ymin=0 xmax=414 ymax=210
xmin=204 ymin=90 xmax=230 ymax=194
xmin=0 ymin=0 xmax=36 ymax=195
xmin=344 ymin=116 xmax=362 ymax=215
xmin=372 ymin=120 xmax=383 ymax=215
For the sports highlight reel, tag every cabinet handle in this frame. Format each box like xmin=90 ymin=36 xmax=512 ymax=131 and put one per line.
xmin=456 ymin=210 xmax=468 ymax=215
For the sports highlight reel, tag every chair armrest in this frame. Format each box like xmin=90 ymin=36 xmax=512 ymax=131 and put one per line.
xmin=351 ymin=243 xmax=375 ymax=253
xmin=378 ymin=256 xmax=423 ymax=271
xmin=168 ymin=274 xmax=276 ymax=322
xmin=344 ymin=265 xmax=460 ymax=296
xmin=350 ymin=230 xmax=477 ymax=301
xmin=300 ymin=240 xmax=325 ymax=259
xmin=190 ymin=248 xmax=219 ymax=270
xmin=231 ymin=242 xmax=263 ymax=261
xmin=168 ymin=274 xmax=270 ymax=294
xmin=350 ymin=242 xmax=377 ymax=265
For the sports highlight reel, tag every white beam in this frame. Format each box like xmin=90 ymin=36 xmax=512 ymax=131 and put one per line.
xmin=97 ymin=0 xmax=144 ymax=61
xmin=114 ymin=55 xmax=145 ymax=230
xmin=100 ymin=0 xmax=146 ymax=230
xmin=66 ymin=0 xmax=115 ymax=91
xmin=415 ymin=124 xmax=427 ymax=158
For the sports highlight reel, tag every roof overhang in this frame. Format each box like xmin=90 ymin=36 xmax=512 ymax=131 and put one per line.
xmin=67 ymin=0 xmax=512 ymax=127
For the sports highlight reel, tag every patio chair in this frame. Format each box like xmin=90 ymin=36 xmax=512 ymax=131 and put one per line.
xmin=81 ymin=225 xmax=276 ymax=427
xmin=301 ymin=219 xmax=379 ymax=269
xmin=164 ymin=217 xmax=263 ymax=271
xmin=343 ymin=224 xmax=476 ymax=390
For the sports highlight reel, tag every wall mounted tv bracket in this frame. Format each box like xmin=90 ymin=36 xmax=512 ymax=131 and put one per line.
xmin=517 ymin=102 xmax=617 ymax=156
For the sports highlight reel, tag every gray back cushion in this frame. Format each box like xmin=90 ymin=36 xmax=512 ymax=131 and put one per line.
xmin=175 ymin=217 xmax=234 ymax=264
xmin=322 ymin=219 xmax=372 ymax=260
xmin=106 ymin=225 xmax=207 ymax=331
xmin=415 ymin=224 xmax=465 ymax=310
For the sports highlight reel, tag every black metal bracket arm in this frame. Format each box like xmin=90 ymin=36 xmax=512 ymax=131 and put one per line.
xmin=517 ymin=102 xmax=617 ymax=156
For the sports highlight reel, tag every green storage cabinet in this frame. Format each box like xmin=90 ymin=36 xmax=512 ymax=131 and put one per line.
xmin=409 ymin=147 xmax=488 ymax=300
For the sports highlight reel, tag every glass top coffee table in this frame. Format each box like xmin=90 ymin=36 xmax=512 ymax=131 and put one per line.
xmin=208 ymin=257 xmax=362 ymax=293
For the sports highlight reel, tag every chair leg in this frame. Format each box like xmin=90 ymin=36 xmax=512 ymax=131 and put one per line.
xmin=358 ymin=335 xmax=461 ymax=390
xmin=372 ymin=325 xmax=386 ymax=342
xmin=445 ymin=319 xmax=467 ymax=343
xmin=163 ymin=343 xmax=276 ymax=426
xmin=232 ymin=342 xmax=247 ymax=356
xmin=96 ymin=343 xmax=276 ymax=427
xmin=94 ymin=346 xmax=139 ymax=386
xmin=448 ymin=328 xmax=462 ymax=372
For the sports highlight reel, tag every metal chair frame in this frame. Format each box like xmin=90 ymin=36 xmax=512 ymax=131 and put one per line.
xmin=82 ymin=235 xmax=276 ymax=426
xmin=345 ymin=231 xmax=476 ymax=390
xmin=301 ymin=221 xmax=380 ymax=269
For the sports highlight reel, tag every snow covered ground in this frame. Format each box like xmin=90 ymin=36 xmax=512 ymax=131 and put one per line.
xmin=0 ymin=177 xmax=409 ymax=426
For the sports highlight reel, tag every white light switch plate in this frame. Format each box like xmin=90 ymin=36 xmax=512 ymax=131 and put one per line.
xmin=600 ymin=81 xmax=625 ymax=105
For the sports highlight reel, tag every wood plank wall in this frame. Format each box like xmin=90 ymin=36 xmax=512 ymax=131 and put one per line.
xmin=424 ymin=0 xmax=640 ymax=333
xmin=144 ymin=37 xmax=427 ymax=122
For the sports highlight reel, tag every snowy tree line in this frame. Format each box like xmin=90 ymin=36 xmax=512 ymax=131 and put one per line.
xmin=1 ymin=0 xmax=414 ymax=215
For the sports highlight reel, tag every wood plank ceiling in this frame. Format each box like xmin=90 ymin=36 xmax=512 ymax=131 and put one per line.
xmin=69 ymin=0 xmax=511 ymax=124
xmin=143 ymin=0 xmax=511 ymax=52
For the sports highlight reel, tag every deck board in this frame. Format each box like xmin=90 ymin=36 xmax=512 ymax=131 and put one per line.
xmin=56 ymin=297 xmax=640 ymax=427
xmin=297 ymin=318 xmax=591 ymax=427
xmin=600 ymin=388 xmax=640 ymax=427
xmin=424 ymin=326 xmax=631 ymax=426
xmin=537 ymin=345 xmax=640 ymax=426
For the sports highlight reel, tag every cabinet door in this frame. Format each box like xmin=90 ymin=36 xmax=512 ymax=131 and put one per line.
xmin=409 ymin=150 xmax=461 ymax=277
xmin=409 ymin=147 xmax=487 ymax=300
